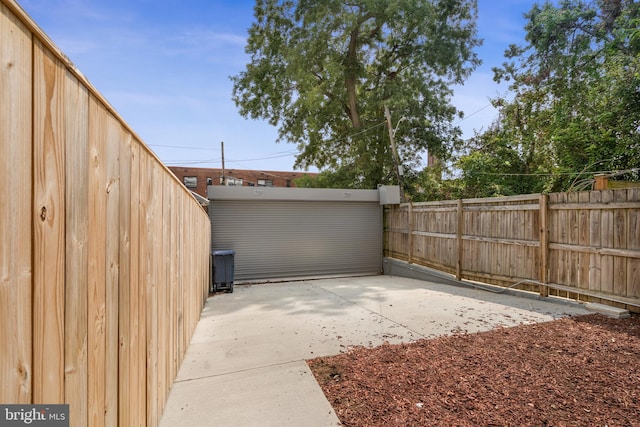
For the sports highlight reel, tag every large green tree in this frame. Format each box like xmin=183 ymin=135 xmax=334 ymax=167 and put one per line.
xmin=232 ymin=0 xmax=481 ymax=189
xmin=458 ymin=0 xmax=640 ymax=197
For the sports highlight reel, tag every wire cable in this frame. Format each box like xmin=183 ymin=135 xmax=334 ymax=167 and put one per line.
xmin=455 ymin=104 xmax=493 ymax=125
xmin=149 ymin=144 xmax=217 ymax=151
xmin=162 ymin=121 xmax=387 ymax=166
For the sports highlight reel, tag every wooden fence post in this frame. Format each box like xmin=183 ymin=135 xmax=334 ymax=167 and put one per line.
xmin=408 ymin=202 xmax=413 ymax=264
xmin=539 ymin=194 xmax=549 ymax=297
xmin=594 ymin=174 xmax=608 ymax=190
xmin=456 ymin=199 xmax=463 ymax=281
xmin=388 ymin=205 xmax=393 ymax=258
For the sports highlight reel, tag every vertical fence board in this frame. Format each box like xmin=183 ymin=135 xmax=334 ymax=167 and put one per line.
xmin=145 ymin=156 xmax=160 ymax=427
xmin=158 ymin=172 xmax=170 ymax=416
xmin=589 ymin=191 xmax=602 ymax=292
xmin=408 ymin=203 xmax=413 ymax=264
xmin=600 ymin=190 xmax=615 ymax=294
xmin=628 ymin=189 xmax=640 ymax=298
xmin=483 ymin=211 xmax=492 ymax=275
xmin=192 ymin=206 xmax=200 ymax=335
xmin=613 ymin=190 xmax=628 ymax=297
xmin=567 ymin=193 xmax=578 ymax=290
xmin=87 ymin=95 xmax=107 ymax=427
xmin=188 ymin=199 xmax=195 ymax=346
xmin=504 ymin=210 xmax=512 ymax=276
xmin=130 ymin=141 xmax=146 ymax=427
xmin=151 ymin=159 xmax=166 ymax=425
xmin=201 ymin=208 xmax=209 ymax=304
xmin=170 ymin=183 xmax=178 ymax=388
xmin=0 ymin=2 xmax=33 ymax=404
xmin=509 ymin=209 xmax=516 ymax=277
xmin=118 ymin=129 xmax=132 ymax=427
xmin=547 ymin=194 xmax=558 ymax=287
xmin=547 ymin=194 xmax=558 ymax=295
xmin=174 ymin=194 xmax=182 ymax=367
xmin=465 ymin=209 xmax=475 ymax=274
xmin=33 ymin=41 xmax=66 ymax=404
xmin=64 ymin=71 xmax=89 ymax=426
xmin=177 ymin=197 xmax=186 ymax=358
xmin=558 ymin=193 xmax=569 ymax=290
xmin=456 ymin=200 xmax=463 ymax=280
xmin=167 ymin=185 xmax=174 ymax=388
xmin=578 ymin=192 xmax=590 ymax=291
xmin=539 ymin=194 xmax=549 ymax=296
xmin=104 ymin=113 xmax=121 ymax=426
xmin=496 ymin=211 xmax=504 ymax=277
xmin=169 ymin=183 xmax=178 ymax=383
xmin=183 ymin=206 xmax=192 ymax=342
xmin=137 ymin=149 xmax=151 ymax=426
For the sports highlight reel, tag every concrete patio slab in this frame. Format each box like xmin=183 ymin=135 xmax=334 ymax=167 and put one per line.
xmin=160 ymin=274 xmax=590 ymax=427
xmin=160 ymin=361 xmax=338 ymax=427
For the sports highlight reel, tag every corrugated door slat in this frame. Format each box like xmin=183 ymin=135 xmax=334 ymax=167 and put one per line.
xmin=210 ymin=200 xmax=382 ymax=281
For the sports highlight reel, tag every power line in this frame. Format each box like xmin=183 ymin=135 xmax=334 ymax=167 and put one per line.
xmin=163 ymin=121 xmax=386 ymax=166
xmin=455 ymin=104 xmax=493 ymax=125
xmin=254 ymin=169 xmax=315 ymax=179
xmin=227 ymin=150 xmax=299 ymax=163
xmin=164 ymin=150 xmax=300 ymax=166
xmin=165 ymin=159 xmax=220 ymax=166
xmin=342 ymin=121 xmax=386 ymax=141
xmin=149 ymin=144 xmax=218 ymax=151
xmin=162 ymin=122 xmax=386 ymax=165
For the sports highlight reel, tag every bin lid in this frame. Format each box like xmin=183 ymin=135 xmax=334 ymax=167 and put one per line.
xmin=213 ymin=250 xmax=236 ymax=256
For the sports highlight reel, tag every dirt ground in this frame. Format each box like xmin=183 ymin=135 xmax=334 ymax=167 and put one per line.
xmin=308 ymin=314 xmax=640 ymax=426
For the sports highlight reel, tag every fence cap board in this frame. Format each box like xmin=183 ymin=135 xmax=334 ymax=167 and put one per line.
xmin=406 ymin=194 xmax=542 ymax=208
xmin=461 ymin=194 xmax=541 ymax=204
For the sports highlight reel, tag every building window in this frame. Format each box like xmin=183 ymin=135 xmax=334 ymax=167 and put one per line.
xmin=257 ymin=179 xmax=273 ymax=187
xmin=226 ymin=178 xmax=243 ymax=186
xmin=286 ymin=179 xmax=292 ymax=188
xmin=206 ymin=177 xmax=213 ymax=185
xmin=183 ymin=176 xmax=197 ymax=188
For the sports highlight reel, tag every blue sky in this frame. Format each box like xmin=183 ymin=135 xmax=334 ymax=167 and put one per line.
xmin=20 ymin=0 xmax=534 ymax=172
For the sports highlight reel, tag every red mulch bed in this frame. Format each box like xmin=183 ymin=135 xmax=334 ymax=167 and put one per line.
xmin=307 ymin=314 xmax=640 ymax=426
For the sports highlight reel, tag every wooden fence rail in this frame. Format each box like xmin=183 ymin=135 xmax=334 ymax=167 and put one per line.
xmin=1 ymin=1 xmax=211 ymax=425
xmin=384 ymin=190 xmax=640 ymax=312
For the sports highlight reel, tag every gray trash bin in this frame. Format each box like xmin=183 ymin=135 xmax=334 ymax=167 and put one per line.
xmin=213 ymin=250 xmax=235 ymax=293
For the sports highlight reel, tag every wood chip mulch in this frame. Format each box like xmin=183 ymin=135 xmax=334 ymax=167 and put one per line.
xmin=307 ymin=314 xmax=640 ymax=426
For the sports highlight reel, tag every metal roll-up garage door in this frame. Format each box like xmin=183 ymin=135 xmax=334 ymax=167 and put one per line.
xmin=208 ymin=187 xmax=382 ymax=281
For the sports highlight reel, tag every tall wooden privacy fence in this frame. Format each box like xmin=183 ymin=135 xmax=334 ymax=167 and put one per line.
xmin=385 ymin=189 xmax=640 ymax=312
xmin=1 ymin=1 xmax=211 ymax=426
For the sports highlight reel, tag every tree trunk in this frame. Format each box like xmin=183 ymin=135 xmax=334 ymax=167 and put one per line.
xmin=345 ymin=27 xmax=362 ymax=129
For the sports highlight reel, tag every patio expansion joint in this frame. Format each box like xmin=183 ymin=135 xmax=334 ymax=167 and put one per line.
xmin=312 ymin=283 xmax=428 ymax=341
xmin=173 ymin=359 xmax=307 ymax=385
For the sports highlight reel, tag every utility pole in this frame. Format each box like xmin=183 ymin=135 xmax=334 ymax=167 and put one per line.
xmin=220 ymin=141 xmax=226 ymax=185
xmin=384 ymin=105 xmax=406 ymax=202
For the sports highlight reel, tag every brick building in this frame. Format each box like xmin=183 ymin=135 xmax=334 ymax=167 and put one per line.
xmin=168 ymin=166 xmax=318 ymax=199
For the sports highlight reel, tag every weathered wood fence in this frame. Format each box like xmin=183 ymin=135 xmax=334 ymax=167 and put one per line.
xmin=1 ymin=1 xmax=211 ymax=426
xmin=385 ymin=189 xmax=640 ymax=312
